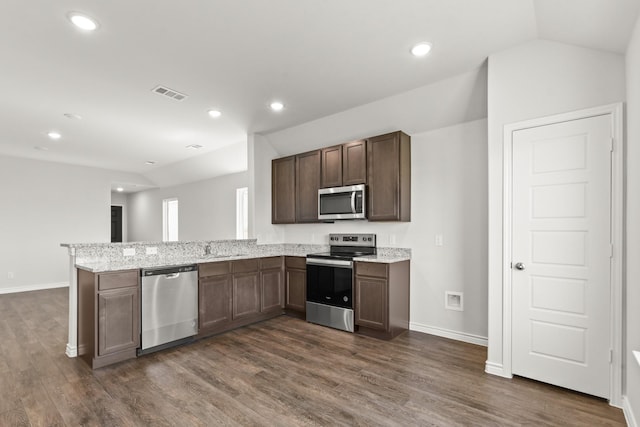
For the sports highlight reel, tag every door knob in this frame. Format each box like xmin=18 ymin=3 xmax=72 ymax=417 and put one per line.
xmin=514 ymin=262 xmax=525 ymax=271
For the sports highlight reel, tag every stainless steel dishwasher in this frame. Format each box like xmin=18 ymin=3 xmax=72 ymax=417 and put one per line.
xmin=139 ymin=264 xmax=198 ymax=354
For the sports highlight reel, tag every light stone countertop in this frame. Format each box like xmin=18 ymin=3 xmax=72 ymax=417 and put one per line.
xmin=72 ymin=242 xmax=410 ymax=273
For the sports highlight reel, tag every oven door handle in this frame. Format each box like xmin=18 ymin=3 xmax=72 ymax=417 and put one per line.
xmin=306 ymin=258 xmax=353 ymax=268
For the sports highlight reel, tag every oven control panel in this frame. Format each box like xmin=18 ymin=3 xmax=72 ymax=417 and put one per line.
xmin=328 ymin=233 xmax=376 ymax=247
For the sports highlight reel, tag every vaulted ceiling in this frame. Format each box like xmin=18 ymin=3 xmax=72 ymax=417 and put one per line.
xmin=1 ymin=0 xmax=638 ymax=188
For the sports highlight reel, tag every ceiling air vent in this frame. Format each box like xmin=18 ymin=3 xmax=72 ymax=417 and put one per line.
xmin=152 ymin=85 xmax=188 ymax=101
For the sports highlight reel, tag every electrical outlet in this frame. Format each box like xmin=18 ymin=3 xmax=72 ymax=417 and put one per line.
xmin=146 ymin=247 xmax=158 ymax=255
xmin=123 ymin=248 xmax=136 ymax=257
xmin=389 ymin=234 xmax=396 ymax=245
xmin=7 ymin=272 xmax=14 ymax=280
xmin=435 ymin=234 xmax=444 ymax=246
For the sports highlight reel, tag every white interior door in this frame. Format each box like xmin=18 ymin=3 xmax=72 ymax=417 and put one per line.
xmin=511 ymin=114 xmax=612 ymax=399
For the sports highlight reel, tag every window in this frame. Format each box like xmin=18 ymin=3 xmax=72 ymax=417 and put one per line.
xmin=236 ymin=187 xmax=248 ymax=239
xmin=162 ymin=198 xmax=179 ymax=241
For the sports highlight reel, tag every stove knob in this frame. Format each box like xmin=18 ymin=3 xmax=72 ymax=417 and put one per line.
xmin=343 ymin=296 xmax=349 ymax=302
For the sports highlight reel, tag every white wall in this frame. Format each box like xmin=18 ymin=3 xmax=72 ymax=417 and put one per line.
xmin=255 ymin=69 xmax=490 ymax=343
xmin=110 ymin=191 xmax=128 ymax=242
xmin=248 ymin=133 xmax=285 ymax=244
xmin=486 ymin=40 xmax=626 ymax=372
xmin=625 ymin=13 xmax=640 ymax=424
xmin=0 ymin=155 xmax=151 ymax=292
xmin=127 ymin=171 xmax=249 ymax=242
xmin=266 ymin=66 xmax=488 ymax=156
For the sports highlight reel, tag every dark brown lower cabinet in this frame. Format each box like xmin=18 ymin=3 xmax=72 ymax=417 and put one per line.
xmin=232 ymin=259 xmax=260 ymax=320
xmin=260 ymin=257 xmax=284 ymax=313
xmin=199 ymin=264 xmax=232 ymax=332
xmin=285 ymin=256 xmax=306 ymax=315
xmin=198 ymin=257 xmax=284 ymax=339
xmin=78 ymin=268 xmax=140 ymax=369
xmin=355 ymin=260 xmax=410 ymax=340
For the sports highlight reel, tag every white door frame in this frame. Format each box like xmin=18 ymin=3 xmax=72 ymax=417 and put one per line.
xmin=502 ymin=103 xmax=624 ymax=407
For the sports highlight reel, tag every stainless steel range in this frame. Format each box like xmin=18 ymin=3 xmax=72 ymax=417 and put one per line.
xmin=306 ymin=233 xmax=376 ymax=332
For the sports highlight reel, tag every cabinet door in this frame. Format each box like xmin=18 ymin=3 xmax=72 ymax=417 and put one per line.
xmin=367 ymin=131 xmax=411 ymax=221
xmin=261 ymin=268 xmax=284 ymax=312
xmin=355 ymin=276 xmax=388 ymax=331
xmin=285 ymin=268 xmax=306 ymax=312
xmin=321 ymin=145 xmax=343 ymax=188
xmin=342 ymin=140 xmax=367 ymax=185
xmin=97 ymin=287 xmax=140 ymax=356
xmin=199 ymin=275 xmax=232 ymax=330
xmin=232 ymin=272 xmax=260 ymax=320
xmin=295 ymin=150 xmax=321 ymax=222
xmin=272 ymin=156 xmax=296 ymax=224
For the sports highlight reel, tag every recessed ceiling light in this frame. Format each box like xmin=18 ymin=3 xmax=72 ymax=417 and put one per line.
xmin=47 ymin=131 xmax=62 ymax=140
xmin=411 ymin=42 xmax=432 ymax=57
xmin=64 ymin=113 xmax=83 ymax=120
xmin=145 ymin=160 xmax=156 ymax=165
xmin=68 ymin=13 xmax=99 ymax=31
xmin=270 ymin=101 xmax=284 ymax=112
xmin=208 ymin=110 xmax=222 ymax=118
xmin=116 ymin=187 xmax=124 ymax=192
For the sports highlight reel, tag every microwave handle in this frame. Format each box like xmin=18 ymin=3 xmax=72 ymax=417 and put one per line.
xmin=350 ymin=191 xmax=356 ymax=213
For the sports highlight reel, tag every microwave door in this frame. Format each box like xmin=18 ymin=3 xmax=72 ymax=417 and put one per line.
xmin=320 ymin=193 xmax=353 ymax=216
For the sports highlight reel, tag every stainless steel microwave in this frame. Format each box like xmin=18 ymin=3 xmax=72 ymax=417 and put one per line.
xmin=318 ymin=184 xmax=366 ymax=220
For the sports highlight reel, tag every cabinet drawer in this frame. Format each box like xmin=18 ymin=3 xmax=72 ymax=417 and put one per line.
xmin=199 ymin=261 xmax=231 ymax=278
xmin=98 ymin=270 xmax=139 ymax=291
xmin=260 ymin=256 xmax=282 ymax=270
xmin=285 ymin=256 xmax=306 ymax=270
xmin=355 ymin=262 xmax=388 ymax=278
xmin=233 ymin=258 xmax=259 ymax=274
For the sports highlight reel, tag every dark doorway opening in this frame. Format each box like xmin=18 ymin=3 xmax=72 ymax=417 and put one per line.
xmin=111 ymin=205 xmax=123 ymax=243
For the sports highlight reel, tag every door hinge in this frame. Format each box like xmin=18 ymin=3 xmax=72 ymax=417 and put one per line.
xmin=609 ymin=244 xmax=614 ymax=258
xmin=609 ymin=349 xmax=613 ymax=363
xmin=610 ymin=137 xmax=614 ymax=152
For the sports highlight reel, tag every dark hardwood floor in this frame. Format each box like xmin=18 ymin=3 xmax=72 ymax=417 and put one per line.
xmin=0 ymin=288 xmax=627 ymax=426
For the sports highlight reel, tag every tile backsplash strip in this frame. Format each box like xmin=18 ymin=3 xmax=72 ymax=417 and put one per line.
xmin=376 ymin=247 xmax=411 ymax=258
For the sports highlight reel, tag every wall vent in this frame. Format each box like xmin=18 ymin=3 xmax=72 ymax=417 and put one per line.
xmin=152 ymin=85 xmax=188 ymax=101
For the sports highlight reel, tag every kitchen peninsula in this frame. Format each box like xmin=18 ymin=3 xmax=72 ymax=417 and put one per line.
xmin=61 ymin=239 xmax=411 ymax=368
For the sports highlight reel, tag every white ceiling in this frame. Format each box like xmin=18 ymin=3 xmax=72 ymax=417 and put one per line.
xmin=0 ymin=0 xmax=638 ymax=188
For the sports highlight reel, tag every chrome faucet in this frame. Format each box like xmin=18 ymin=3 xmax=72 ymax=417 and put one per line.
xmin=204 ymin=243 xmax=212 ymax=256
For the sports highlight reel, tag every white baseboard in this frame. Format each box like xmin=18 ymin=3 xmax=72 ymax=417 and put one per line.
xmin=624 ymin=396 xmax=638 ymax=427
xmin=66 ymin=343 xmax=78 ymax=358
xmin=0 ymin=282 xmax=68 ymax=295
xmin=484 ymin=360 xmax=512 ymax=378
xmin=409 ymin=322 xmax=488 ymax=346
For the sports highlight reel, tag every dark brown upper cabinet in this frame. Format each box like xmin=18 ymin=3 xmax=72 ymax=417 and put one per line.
xmin=367 ymin=131 xmax=411 ymax=222
xmin=321 ymin=145 xmax=343 ymax=188
xmin=342 ymin=140 xmax=367 ymax=186
xmin=295 ymin=150 xmax=322 ymax=222
xmin=272 ymin=156 xmax=296 ymax=224
xmin=320 ymin=140 xmax=367 ymax=188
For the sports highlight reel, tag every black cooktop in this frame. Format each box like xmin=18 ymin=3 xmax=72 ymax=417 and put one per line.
xmin=307 ymin=233 xmax=377 ymax=260
xmin=307 ymin=248 xmax=376 ymax=261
